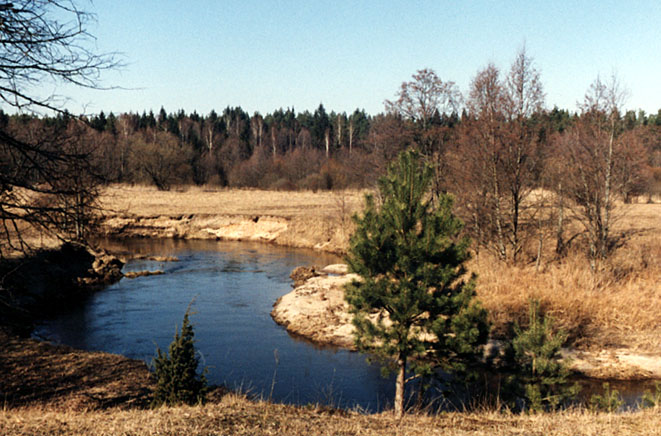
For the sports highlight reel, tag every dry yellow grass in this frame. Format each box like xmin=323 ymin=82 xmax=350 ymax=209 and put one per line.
xmin=473 ymin=204 xmax=661 ymax=353
xmin=2 ymin=393 xmax=660 ymax=436
xmin=100 ymin=184 xmax=366 ymax=219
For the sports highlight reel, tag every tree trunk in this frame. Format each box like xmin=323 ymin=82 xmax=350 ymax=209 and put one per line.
xmin=555 ymin=181 xmax=565 ymax=256
xmin=394 ymin=356 xmax=406 ymax=417
xmin=348 ymin=121 xmax=354 ymax=155
xmin=271 ymin=128 xmax=277 ymax=159
xmin=325 ymin=129 xmax=330 ymax=159
xmin=601 ymin=122 xmax=615 ymax=259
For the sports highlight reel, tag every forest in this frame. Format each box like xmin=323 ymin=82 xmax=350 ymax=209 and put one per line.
xmin=3 ymin=49 xmax=660 ymax=266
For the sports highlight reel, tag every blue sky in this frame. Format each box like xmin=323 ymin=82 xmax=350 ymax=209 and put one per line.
xmin=54 ymin=0 xmax=661 ymax=116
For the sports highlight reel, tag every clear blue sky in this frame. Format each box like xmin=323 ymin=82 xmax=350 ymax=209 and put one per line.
xmin=57 ymin=0 xmax=661 ymax=116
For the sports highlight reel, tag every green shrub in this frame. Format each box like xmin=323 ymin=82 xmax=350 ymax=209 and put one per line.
xmin=152 ymin=307 xmax=208 ymax=407
xmin=642 ymin=381 xmax=661 ymax=409
xmin=589 ymin=382 xmax=623 ymax=413
xmin=506 ymin=300 xmax=579 ymax=412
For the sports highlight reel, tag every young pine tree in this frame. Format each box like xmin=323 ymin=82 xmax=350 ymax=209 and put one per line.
xmin=507 ymin=300 xmax=579 ymax=412
xmin=152 ymin=308 xmax=208 ymax=407
xmin=345 ymin=149 xmax=489 ymax=417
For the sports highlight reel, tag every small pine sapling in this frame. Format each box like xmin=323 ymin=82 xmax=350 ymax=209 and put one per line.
xmin=589 ymin=382 xmax=623 ymax=413
xmin=642 ymin=381 xmax=661 ymax=409
xmin=507 ymin=300 xmax=579 ymax=412
xmin=345 ymin=149 xmax=489 ymax=417
xmin=152 ymin=307 xmax=208 ymax=407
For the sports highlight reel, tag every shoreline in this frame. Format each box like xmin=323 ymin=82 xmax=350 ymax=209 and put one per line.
xmin=100 ymin=213 xmax=347 ymax=255
xmin=97 ymin=185 xmax=364 ymax=255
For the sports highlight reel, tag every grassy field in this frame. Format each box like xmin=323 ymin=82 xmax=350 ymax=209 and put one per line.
xmin=100 ymin=184 xmax=367 ymax=219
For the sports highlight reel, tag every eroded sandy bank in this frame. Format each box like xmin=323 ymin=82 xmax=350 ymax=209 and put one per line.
xmin=100 ymin=213 xmax=348 ymax=253
xmin=99 ymin=185 xmax=363 ymax=254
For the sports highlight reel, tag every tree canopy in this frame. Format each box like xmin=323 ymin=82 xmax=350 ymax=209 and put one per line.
xmin=345 ymin=149 xmax=488 ymax=416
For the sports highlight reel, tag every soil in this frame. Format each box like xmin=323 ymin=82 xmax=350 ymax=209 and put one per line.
xmin=271 ymin=265 xmax=359 ymax=349
xmin=123 ymin=270 xmax=165 ymax=278
xmin=0 ymin=329 xmax=154 ymax=410
xmin=97 ymin=184 xmax=364 ymax=254
xmin=0 ymin=244 xmax=124 ymax=334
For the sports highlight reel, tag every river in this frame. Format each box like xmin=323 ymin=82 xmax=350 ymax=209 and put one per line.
xmin=33 ymin=238 xmax=395 ymax=412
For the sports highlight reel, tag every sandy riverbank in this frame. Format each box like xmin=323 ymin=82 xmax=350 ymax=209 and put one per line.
xmin=271 ymin=264 xmax=661 ymax=381
xmin=98 ymin=184 xmax=364 ymax=253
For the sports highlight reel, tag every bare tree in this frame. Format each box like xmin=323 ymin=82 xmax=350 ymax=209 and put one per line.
xmin=554 ymin=76 xmax=634 ymax=267
xmin=454 ymin=50 xmax=546 ymax=262
xmin=0 ymin=0 xmax=118 ymax=112
xmin=385 ymin=68 xmax=462 ymax=195
xmin=385 ymin=68 xmax=461 ymax=132
xmin=0 ymin=0 xmax=118 ymax=255
xmin=131 ymin=131 xmax=192 ymax=191
xmin=501 ymin=48 xmax=546 ymax=261
xmin=456 ymin=63 xmax=510 ymax=259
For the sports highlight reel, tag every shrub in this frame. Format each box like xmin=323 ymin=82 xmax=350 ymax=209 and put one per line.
xmin=589 ymin=382 xmax=623 ymax=413
xmin=642 ymin=381 xmax=661 ymax=409
xmin=152 ymin=308 xmax=208 ymax=407
xmin=506 ymin=300 xmax=579 ymax=412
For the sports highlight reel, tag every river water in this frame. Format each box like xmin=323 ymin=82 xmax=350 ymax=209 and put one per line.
xmin=33 ymin=238 xmax=654 ymax=411
xmin=34 ymin=239 xmax=395 ymax=411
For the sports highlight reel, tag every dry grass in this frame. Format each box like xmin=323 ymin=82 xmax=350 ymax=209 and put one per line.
xmin=2 ymin=393 xmax=660 ymax=436
xmin=0 ymin=331 xmax=154 ymax=410
xmin=474 ymin=203 xmax=661 ymax=352
xmin=100 ymin=184 xmax=366 ymax=220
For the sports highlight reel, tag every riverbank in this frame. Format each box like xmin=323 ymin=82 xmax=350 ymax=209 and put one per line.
xmin=271 ymin=266 xmax=661 ymax=380
xmin=0 ymin=243 xmax=124 ymax=334
xmin=99 ymin=184 xmax=364 ymax=254
xmin=0 ymin=330 xmax=154 ymax=410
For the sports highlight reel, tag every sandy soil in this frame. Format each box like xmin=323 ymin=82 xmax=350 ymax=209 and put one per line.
xmin=271 ymin=264 xmax=358 ymax=349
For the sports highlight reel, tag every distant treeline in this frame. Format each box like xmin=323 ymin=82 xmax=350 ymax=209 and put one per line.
xmin=3 ymin=102 xmax=660 ymax=193
xmin=2 ymin=50 xmax=661 ymax=263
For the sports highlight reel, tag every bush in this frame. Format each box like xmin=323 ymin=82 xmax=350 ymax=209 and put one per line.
xmin=642 ymin=381 xmax=661 ymax=409
xmin=152 ymin=307 xmax=208 ymax=407
xmin=506 ymin=300 xmax=579 ymax=412
xmin=589 ymin=382 xmax=623 ymax=412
